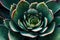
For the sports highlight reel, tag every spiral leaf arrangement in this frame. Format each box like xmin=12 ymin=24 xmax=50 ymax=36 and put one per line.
xmin=0 ymin=0 xmax=60 ymax=40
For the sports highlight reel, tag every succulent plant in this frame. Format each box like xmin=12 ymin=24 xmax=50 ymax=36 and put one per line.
xmin=0 ymin=0 xmax=60 ymax=40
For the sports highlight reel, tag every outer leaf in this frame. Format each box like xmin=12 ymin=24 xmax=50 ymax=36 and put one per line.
xmin=0 ymin=0 xmax=20 ymax=9
xmin=52 ymin=27 xmax=60 ymax=40
xmin=18 ymin=20 xmax=27 ymax=31
xmin=20 ymin=31 xmax=37 ymax=38
xmin=54 ymin=16 xmax=60 ymax=26
xmin=9 ymin=21 xmax=20 ymax=32
xmin=0 ymin=25 xmax=8 ymax=40
xmin=40 ymin=22 xmax=55 ymax=37
xmin=8 ymin=31 xmax=24 ymax=40
xmin=42 ymin=27 xmax=60 ymax=40
xmin=36 ymin=2 xmax=53 ymax=23
xmin=47 ymin=1 xmax=60 ymax=13
xmin=11 ymin=0 xmax=29 ymax=23
xmin=3 ymin=19 xmax=10 ymax=29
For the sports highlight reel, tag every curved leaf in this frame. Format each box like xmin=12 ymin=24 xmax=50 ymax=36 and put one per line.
xmin=40 ymin=22 xmax=55 ymax=37
xmin=40 ymin=27 xmax=48 ymax=33
xmin=43 ymin=17 xmax=48 ymax=27
xmin=3 ymin=19 xmax=10 ymax=29
xmin=9 ymin=21 xmax=20 ymax=32
xmin=0 ymin=25 xmax=8 ymax=40
xmin=32 ymin=22 xmax=43 ymax=32
xmin=54 ymin=16 xmax=60 ymax=26
xmin=11 ymin=0 xmax=29 ymax=23
xmin=52 ymin=27 xmax=60 ymax=40
xmin=27 ymin=8 xmax=38 ymax=14
xmin=18 ymin=20 xmax=27 ymax=31
xmin=20 ymin=31 xmax=37 ymax=38
xmin=8 ymin=31 xmax=24 ymax=40
xmin=47 ymin=1 xmax=60 ymax=14
xmin=1 ymin=0 xmax=20 ymax=9
xmin=36 ymin=2 xmax=54 ymax=23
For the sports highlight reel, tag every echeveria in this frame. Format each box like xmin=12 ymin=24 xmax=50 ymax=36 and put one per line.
xmin=0 ymin=0 xmax=60 ymax=40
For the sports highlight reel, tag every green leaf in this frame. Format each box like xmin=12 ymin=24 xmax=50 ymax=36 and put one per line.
xmin=9 ymin=20 xmax=20 ymax=32
xmin=1 ymin=0 xmax=20 ymax=9
xmin=8 ymin=31 xmax=24 ymax=40
xmin=43 ymin=17 xmax=48 ymax=27
xmin=40 ymin=22 xmax=55 ymax=37
xmin=32 ymin=22 xmax=43 ymax=32
xmin=27 ymin=8 xmax=38 ymax=14
xmin=36 ymin=2 xmax=54 ymax=23
xmin=0 ymin=25 xmax=8 ymax=40
xmin=54 ymin=16 xmax=60 ymax=26
xmin=32 ymin=27 xmax=42 ymax=32
xmin=12 ymin=0 xmax=29 ymax=23
xmin=18 ymin=20 xmax=27 ymax=31
xmin=20 ymin=31 xmax=37 ymax=38
xmin=47 ymin=1 xmax=60 ymax=14
xmin=40 ymin=27 xmax=48 ymax=33
xmin=51 ymin=27 xmax=60 ymax=40
xmin=3 ymin=19 xmax=10 ymax=29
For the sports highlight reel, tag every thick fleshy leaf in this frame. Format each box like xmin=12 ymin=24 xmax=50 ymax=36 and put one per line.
xmin=3 ymin=19 xmax=10 ymax=29
xmin=47 ymin=1 xmax=60 ymax=13
xmin=40 ymin=22 xmax=55 ymax=37
xmin=36 ymin=2 xmax=53 ymax=23
xmin=32 ymin=27 xmax=42 ymax=32
xmin=51 ymin=27 xmax=60 ymax=40
xmin=0 ymin=25 xmax=8 ymax=40
xmin=8 ymin=31 xmax=24 ymax=40
xmin=32 ymin=22 xmax=43 ymax=32
xmin=9 ymin=21 xmax=20 ymax=32
xmin=11 ymin=0 xmax=29 ymax=23
xmin=0 ymin=0 xmax=20 ymax=9
xmin=20 ymin=31 xmax=37 ymax=38
xmin=41 ymin=27 xmax=48 ymax=33
xmin=43 ymin=17 xmax=48 ymax=27
xmin=38 ymin=27 xmax=60 ymax=40
xmin=0 ymin=2 xmax=10 ymax=19
xmin=18 ymin=20 xmax=27 ymax=31
xmin=54 ymin=16 xmax=60 ymax=26
xmin=26 ymin=0 xmax=49 ymax=3
xmin=27 ymin=8 xmax=38 ymax=14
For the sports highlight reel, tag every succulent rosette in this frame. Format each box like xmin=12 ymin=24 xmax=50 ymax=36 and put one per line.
xmin=0 ymin=0 xmax=60 ymax=40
